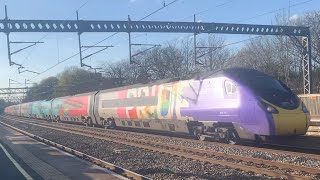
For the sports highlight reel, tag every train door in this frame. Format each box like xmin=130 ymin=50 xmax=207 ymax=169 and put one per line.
xmin=220 ymin=80 xmax=240 ymax=122
xmin=238 ymin=85 xmax=256 ymax=125
xmin=158 ymin=84 xmax=172 ymax=120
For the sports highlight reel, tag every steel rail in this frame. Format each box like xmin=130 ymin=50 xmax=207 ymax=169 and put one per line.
xmin=4 ymin=115 xmax=320 ymax=159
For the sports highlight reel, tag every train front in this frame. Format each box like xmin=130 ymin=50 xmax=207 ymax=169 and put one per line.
xmin=237 ymin=72 xmax=310 ymax=137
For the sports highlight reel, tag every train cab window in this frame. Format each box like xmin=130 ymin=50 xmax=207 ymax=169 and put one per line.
xmin=225 ymin=80 xmax=237 ymax=95
xmin=127 ymin=121 xmax=133 ymax=126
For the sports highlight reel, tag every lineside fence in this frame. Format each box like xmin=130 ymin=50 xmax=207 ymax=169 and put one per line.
xmin=299 ymin=94 xmax=320 ymax=136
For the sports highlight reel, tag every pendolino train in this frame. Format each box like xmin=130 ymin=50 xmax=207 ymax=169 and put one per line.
xmin=5 ymin=68 xmax=310 ymax=143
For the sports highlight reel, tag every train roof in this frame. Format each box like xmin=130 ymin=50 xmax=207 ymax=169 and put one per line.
xmin=211 ymin=68 xmax=270 ymax=79
xmin=98 ymin=78 xmax=180 ymax=93
xmin=61 ymin=91 xmax=99 ymax=98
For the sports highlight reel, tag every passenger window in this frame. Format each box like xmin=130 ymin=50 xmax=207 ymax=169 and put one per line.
xmin=225 ymin=81 xmax=237 ymax=95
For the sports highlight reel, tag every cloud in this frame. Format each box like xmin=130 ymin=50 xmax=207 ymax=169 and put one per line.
xmin=289 ymin=14 xmax=299 ymax=21
xmin=130 ymin=0 xmax=137 ymax=2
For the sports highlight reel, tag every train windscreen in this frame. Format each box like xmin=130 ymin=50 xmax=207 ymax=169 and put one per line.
xmin=243 ymin=76 xmax=299 ymax=110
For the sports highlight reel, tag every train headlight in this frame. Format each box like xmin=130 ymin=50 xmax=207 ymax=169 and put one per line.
xmin=258 ymin=100 xmax=279 ymax=114
xmin=301 ymin=102 xmax=309 ymax=113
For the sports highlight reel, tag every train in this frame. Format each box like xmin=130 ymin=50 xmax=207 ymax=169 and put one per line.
xmin=4 ymin=68 xmax=310 ymax=144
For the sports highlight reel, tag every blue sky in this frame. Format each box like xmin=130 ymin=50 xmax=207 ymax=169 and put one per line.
xmin=0 ymin=0 xmax=319 ymax=88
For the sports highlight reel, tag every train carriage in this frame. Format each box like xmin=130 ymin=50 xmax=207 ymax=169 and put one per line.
xmin=94 ymin=80 xmax=191 ymax=132
xmin=20 ymin=102 xmax=32 ymax=117
xmin=4 ymin=105 xmax=15 ymax=115
xmin=51 ymin=92 xmax=96 ymax=124
xmin=12 ymin=104 xmax=21 ymax=116
xmin=31 ymin=100 xmax=52 ymax=119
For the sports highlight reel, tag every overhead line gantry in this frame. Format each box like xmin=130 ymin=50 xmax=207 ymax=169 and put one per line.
xmin=0 ymin=6 xmax=312 ymax=94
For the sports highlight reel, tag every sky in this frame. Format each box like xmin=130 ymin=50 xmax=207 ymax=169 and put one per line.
xmin=0 ymin=0 xmax=319 ymax=89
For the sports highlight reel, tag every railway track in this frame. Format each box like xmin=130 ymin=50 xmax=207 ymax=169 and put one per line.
xmin=3 ymin=115 xmax=320 ymax=156
xmin=2 ymin=115 xmax=320 ymax=180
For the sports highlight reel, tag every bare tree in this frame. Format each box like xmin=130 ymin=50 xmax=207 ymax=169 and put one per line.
xmin=197 ymin=35 xmax=230 ymax=71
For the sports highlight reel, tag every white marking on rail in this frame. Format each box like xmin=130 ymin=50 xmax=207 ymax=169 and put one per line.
xmin=0 ymin=143 xmax=33 ymax=180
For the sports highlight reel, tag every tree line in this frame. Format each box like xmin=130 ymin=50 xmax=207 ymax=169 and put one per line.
xmin=23 ymin=67 xmax=123 ymax=102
